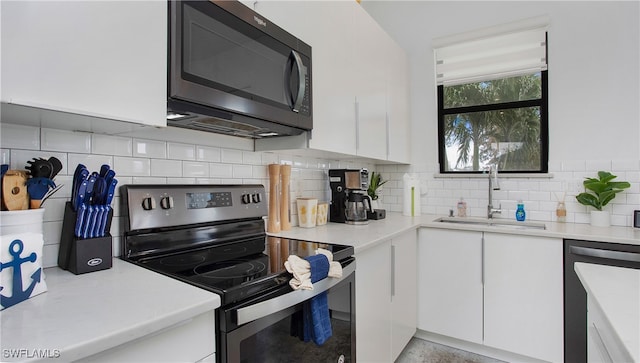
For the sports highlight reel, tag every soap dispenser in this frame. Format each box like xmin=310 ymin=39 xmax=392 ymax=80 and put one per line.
xmin=515 ymin=200 xmax=526 ymax=221
xmin=457 ymin=197 xmax=467 ymax=217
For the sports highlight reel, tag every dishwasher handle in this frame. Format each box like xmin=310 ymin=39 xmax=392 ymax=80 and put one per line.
xmin=569 ymin=245 xmax=640 ymax=263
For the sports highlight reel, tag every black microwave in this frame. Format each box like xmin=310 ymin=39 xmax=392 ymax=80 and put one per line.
xmin=167 ymin=1 xmax=312 ymax=138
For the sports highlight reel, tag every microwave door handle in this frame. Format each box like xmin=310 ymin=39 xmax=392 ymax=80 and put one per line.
xmin=287 ymin=50 xmax=306 ymax=113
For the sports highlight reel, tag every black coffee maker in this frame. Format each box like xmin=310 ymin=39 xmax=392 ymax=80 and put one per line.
xmin=329 ymin=169 xmax=371 ymax=224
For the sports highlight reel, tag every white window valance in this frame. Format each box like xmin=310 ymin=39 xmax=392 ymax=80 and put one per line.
xmin=434 ymin=15 xmax=549 ymax=86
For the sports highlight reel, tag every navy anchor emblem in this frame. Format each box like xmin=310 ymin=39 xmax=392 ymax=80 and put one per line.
xmin=1 ymin=239 xmax=43 ymax=308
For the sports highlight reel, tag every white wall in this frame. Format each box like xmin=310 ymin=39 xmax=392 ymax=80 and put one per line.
xmin=363 ymin=1 xmax=640 ymax=226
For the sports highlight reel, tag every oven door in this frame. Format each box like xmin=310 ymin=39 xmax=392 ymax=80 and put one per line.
xmin=218 ymin=262 xmax=355 ymax=363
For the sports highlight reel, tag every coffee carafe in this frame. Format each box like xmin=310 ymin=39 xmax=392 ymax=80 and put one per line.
xmin=345 ymin=191 xmax=372 ymax=225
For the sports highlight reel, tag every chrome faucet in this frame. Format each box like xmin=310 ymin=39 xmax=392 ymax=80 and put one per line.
xmin=487 ymin=165 xmax=502 ymax=219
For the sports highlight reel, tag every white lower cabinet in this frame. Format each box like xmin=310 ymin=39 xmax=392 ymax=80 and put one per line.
xmin=418 ymin=228 xmax=563 ymax=363
xmin=356 ymin=230 xmax=417 ymax=362
xmin=391 ymin=230 xmax=418 ymax=360
xmin=82 ymin=311 xmax=216 ymax=362
xmin=418 ymin=229 xmax=484 ymax=344
xmin=483 ymin=232 xmax=564 ymax=362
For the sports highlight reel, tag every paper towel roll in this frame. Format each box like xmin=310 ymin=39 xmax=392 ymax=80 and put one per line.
xmin=403 ymin=174 xmax=421 ymax=216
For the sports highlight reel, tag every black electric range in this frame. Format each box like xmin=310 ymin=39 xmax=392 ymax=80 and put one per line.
xmin=120 ymin=184 xmax=354 ymax=305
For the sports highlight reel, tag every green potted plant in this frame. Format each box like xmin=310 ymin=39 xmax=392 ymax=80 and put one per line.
xmin=367 ymin=171 xmax=387 ymax=209
xmin=575 ymin=171 xmax=630 ymax=227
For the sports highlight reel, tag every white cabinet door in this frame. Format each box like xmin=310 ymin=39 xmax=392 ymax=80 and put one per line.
xmin=386 ymin=43 xmax=411 ymax=164
xmin=418 ymin=229 xmax=484 ymax=344
xmin=391 ymin=230 xmax=418 ymax=361
xmin=1 ymin=1 xmax=166 ymax=127
xmin=352 ymin=7 xmax=388 ymax=160
xmin=255 ymin=1 xmax=358 ymax=156
xmin=483 ymin=233 xmax=564 ymax=363
xmin=255 ymin=1 xmax=410 ymax=162
xmin=356 ymin=240 xmax=392 ymax=363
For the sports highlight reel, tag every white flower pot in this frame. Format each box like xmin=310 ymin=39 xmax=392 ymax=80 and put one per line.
xmin=590 ymin=210 xmax=610 ymax=227
xmin=371 ymin=200 xmax=380 ymax=210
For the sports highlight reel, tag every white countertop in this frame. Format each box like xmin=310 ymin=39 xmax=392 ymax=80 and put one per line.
xmin=574 ymin=262 xmax=640 ymax=362
xmin=0 ymin=259 xmax=221 ymax=362
xmin=269 ymin=212 xmax=640 ymax=253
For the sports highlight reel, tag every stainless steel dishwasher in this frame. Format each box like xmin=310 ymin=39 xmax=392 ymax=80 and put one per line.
xmin=564 ymin=238 xmax=640 ymax=363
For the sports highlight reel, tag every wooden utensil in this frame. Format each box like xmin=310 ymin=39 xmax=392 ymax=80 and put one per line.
xmin=267 ymin=164 xmax=281 ymax=233
xmin=2 ymin=170 xmax=29 ymax=210
xmin=280 ymin=164 xmax=291 ymax=231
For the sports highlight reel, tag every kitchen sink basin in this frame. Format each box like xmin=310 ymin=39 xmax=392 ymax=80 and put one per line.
xmin=434 ymin=217 xmax=547 ymax=230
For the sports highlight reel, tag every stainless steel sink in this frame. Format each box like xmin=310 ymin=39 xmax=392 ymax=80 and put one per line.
xmin=434 ymin=217 xmax=547 ymax=230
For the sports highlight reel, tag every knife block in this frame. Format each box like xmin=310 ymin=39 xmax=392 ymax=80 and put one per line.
xmin=58 ymin=202 xmax=113 ymax=274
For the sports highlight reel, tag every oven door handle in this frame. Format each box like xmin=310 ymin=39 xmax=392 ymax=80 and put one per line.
xmin=236 ymin=261 xmax=355 ymax=326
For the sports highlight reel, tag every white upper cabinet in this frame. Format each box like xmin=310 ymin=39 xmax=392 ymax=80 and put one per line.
xmin=386 ymin=42 xmax=411 ymax=163
xmin=352 ymin=7 xmax=388 ymax=161
xmin=1 ymin=1 xmax=167 ymax=127
xmin=254 ymin=1 xmax=410 ymax=163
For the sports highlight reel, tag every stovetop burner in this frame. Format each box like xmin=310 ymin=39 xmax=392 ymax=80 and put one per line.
xmin=160 ymin=254 xmax=207 ymax=267
xmin=193 ymin=259 xmax=267 ymax=279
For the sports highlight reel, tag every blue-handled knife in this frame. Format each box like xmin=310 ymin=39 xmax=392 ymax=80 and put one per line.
xmin=82 ymin=205 xmax=95 ymax=239
xmin=84 ymin=174 xmax=97 ymax=205
xmin=75 ymin=203 xmax=87 ymax=238
xmin=74 ymin=180 xmax=88 ymax=212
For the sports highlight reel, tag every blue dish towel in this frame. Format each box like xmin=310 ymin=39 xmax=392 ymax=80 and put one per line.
xmin=302 ymin=254 xmax=332 ymax=345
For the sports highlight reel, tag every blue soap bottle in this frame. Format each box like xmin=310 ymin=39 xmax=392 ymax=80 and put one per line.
xmin=515 ymin=200 xmax=526 ymax=221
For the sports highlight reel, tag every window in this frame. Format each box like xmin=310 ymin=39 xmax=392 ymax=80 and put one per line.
xmin=434 ymin=19 xmax=549 ymax=174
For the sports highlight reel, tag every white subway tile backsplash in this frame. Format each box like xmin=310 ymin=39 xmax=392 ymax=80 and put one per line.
xmin=562 ymin=160 xmax=586 ymax=172
xmin=151 ymin=159 xmax=182 ymax=177
xmin=114 ymin=156 xmax=150 ymax=176
xmin=233 ymin=164 xmax=253 ymax=178
xmin=131 ymin=176 xmax=167 ymax=184
xmin=134 ymin=139 xmax=167 ymax=159
xmin=183 ymin=161 xmax=209 ymax=177
xmin=168 ymin=142 xmax=196 ymax=160
xmin=242 ymin=151 xmax=262 ymax=165
xmin=42 ymin=128 xmax=91 ymax=153
xmin=210 ymin=163 xmax=233 ymax=178
xmin=221 ymin=149 xmax=243 ymax=163
xmin=261 ymin=152 xmax=279 ymax=165
xmin=92 ymin=134 xmax=132 ymax=156
xmin=612 ymin=159 xmax=640 ymax=171
xmin=167 ymin=177 xmax=196 ymax=184
xmin=585 ymin=159 xmax=612 ymax=172
xmin=197 ymin=145 xmax=221 ymax=162
xmin=1 ymin=124 xmax=40 ymax=150
xmin=66 ymin=154 xmax=113 ymax=175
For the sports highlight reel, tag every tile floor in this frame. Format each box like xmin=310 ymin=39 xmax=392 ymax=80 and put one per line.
xmin=395 ymin=338 xmax=507 ymax=363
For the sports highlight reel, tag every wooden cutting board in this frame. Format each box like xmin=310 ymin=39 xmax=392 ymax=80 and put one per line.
xmin=2 ymin=170 xmax=29 ymax=211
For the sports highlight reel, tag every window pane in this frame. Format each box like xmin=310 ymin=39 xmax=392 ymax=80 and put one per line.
xmin=443 ymin=73 xmax=542 ymax=109
xmin=443 ymin=107 xmax=541 ymax=172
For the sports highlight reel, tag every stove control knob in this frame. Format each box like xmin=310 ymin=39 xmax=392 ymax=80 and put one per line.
xmin=252 ymin=193 xmax=262 ymax=203
xmin=160 ymin=196 xmax=174 ymax=210
xmin=141 ymin=197 xmax=156 ymax=210
xmin=242 ymin=193 xmax=252 ymax=204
